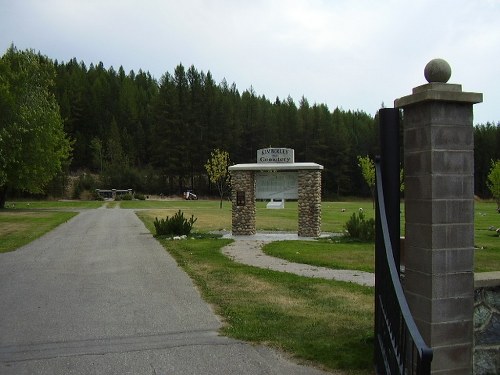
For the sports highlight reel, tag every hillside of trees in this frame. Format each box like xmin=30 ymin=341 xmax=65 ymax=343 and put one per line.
xmin=34 ymin=58 xmax=500 ymax=199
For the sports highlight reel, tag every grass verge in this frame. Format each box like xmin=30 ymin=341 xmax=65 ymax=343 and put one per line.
xmin=137 ymin=211 xmax=375 ymax=374
xmin=0 ymin=210 xmax=77 ymax=253
xmin=6 ymin=200 xmax=103 ymax=209
xmin=162 ymin=239 xmax=375 ymax=374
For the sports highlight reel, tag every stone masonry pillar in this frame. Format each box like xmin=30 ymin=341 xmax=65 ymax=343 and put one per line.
xmin=395 ymin=59 xmax=482 ymax=374
xmin=298 ymin=170 xmax=322 ymax=237
xmin=230 ymin=170 xmax=256 ymax=235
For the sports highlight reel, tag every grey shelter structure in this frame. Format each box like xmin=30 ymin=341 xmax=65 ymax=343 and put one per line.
xmin=229 ymin=148 xmax=323 ymax=237
xmin=95 ymin=189 xmax=133 ymax=200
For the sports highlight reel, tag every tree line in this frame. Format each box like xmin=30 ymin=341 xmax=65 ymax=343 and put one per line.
xmin=52 ymin=58 xmax=379 ymax=198
xmin=3 ymin=47 xmax=500 ymax=201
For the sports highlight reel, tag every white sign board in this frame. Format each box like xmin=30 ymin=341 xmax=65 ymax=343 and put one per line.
xmin=255 ymin=172 xmax=298 ymax=199
xmin=257 ymin=148 xmax=294 ymax=164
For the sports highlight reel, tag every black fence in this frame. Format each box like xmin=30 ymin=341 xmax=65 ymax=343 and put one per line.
xmin=374 ymin=108 xmax=433 ymax=374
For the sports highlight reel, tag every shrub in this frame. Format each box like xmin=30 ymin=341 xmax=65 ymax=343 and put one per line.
xmin=116 ymin=193 xmax=133 ymax=201
xmin=344 ymin=211 xmax=375 ymax=242
xmin=73 ymin=173 xmax=97 ymax=199
xmin=135 ymin=193 xmax=146 ymax=200
xmin=92 ymin=190 xmax=104 ymax=201
xmin=154 ymin=210 xmax=197 ymax=236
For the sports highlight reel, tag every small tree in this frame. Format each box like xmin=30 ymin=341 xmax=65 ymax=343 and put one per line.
xmin=357 ymin=155 xmax=375 ymax=206
xmin=344 ymin=211 xmax=375 ymax=241
xmin=205 ymin=149 xmax=231 ymax=209
xmin=487 ymin=159 xmax=500 ymax=211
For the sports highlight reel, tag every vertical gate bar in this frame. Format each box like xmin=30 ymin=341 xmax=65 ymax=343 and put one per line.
xmin=379 ymin=108 xmax=401 ymax=273
xmin=374 ymin=156 xmax=382 ymax=373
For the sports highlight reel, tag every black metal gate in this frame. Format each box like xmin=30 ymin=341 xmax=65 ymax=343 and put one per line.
xmin=374 ymin=108 xmax=433 ymax=374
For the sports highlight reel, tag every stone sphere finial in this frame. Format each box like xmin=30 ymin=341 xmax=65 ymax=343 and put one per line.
xmin=424 ymin=58 xmax=452 ymax=83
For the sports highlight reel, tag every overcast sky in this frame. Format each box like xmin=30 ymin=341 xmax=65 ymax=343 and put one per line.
xmin=1 ymin=0 xmax=498 ymax=124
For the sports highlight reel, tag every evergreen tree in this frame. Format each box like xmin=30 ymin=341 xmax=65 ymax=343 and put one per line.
xmin=37 ymin=52 xmax=498 ymax=199
xmin=90 ymin=137 xmax=104 ymax=173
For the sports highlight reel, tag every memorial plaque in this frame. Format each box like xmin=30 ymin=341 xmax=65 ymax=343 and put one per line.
xmin=236 ymin=191 xmax=246 ymax=206
xmin=255 ymin=172 xmax=298 ymax=199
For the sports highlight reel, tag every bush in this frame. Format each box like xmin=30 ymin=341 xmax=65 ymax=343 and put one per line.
xmin=92 ymin=190 xmax=104 ymax=201
xmin=154 ymin=210 xmax=197 ymax=236
xmin=135 ymin=193 xmax=146 ymax=200
xmin=344 ymin=211 xmax=375 ymax=242
xmin=115 ymin=193 xmax=133 ymax=201
xmin=73 ymin=173 xmax=97 ymax=199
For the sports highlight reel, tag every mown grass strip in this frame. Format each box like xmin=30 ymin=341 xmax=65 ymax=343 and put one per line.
xmin=263 ymin=239 xmax=375 ymax=273
xmin=6 ymin=200 xmax=103 ymax=209
xmin=132 ymin=200 xmax=375 ymax=233
xmin=164 ymin=238 xmax=373 ymax=374
xmin=0 ymin=210 xmax=77 ymax=253
xmin=137 ymin=212 xmax=375 ymax=374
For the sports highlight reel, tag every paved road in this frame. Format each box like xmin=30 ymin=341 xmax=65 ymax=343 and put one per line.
xmin=0 ymin=208 xmax=332 ymax=375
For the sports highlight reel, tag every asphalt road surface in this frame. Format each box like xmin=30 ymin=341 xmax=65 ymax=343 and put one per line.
xmin=0 ymin=208 xmax=332 ymax=375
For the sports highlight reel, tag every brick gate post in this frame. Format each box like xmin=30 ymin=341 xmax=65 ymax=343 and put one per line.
xmin=395 ymin=59 xmax=482 ymax=374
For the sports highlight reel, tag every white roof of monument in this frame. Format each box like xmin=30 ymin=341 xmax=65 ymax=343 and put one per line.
xmin=229 ymin=162 xmax=323 ymax=171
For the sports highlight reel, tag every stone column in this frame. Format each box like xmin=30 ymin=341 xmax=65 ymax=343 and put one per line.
xmin=298 ymin=170 xmax=322 ymax=237
xmin=395 ymin=59 xmax=482 ymax=374
xmin=230 ymin=170 xmax=256 ymax=235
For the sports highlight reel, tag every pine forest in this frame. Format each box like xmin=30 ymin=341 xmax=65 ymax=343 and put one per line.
xmin=21 ymin=57 xmax=500 ymax=200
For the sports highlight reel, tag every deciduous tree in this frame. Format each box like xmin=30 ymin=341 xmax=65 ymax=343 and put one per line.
xmin=0 ymin=46 xmax=72 ymax=208
xmin=357 ymin=155 xmax=375 ymax=206
xmin=487 ymin=159 xmax=500 ymax=211
xmin=205 ymin=149 xmax=231 ymax=209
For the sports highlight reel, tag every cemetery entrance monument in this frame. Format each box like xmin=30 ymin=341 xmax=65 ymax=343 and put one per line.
xmin=229 ymin=148 xmax=323 ymax=237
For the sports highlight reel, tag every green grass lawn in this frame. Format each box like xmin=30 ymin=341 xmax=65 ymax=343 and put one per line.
xmin=119 ymin=199 xmax=228 ymax=210
xmin=0 ymin=210 xmax=78 ymax=253
xmin=124 ymin=199 xmax=233 ymax=231
xmin=135 ymin=200 xmax=499 ymax=373
xmin=473 ymin=201 xmax=500 ymax=272
xmin=262 ymin=201 xmax=499 ymax=273
xmin=135 ymin=199 xmax=498 ymax=273
xmin=1 ymin=200 xmax=101 ymax=253
xmin=126 ymin=199 xmax=376 ymax=233
xmin=138 ymin=213 xmax=374 ymax=374
xmin=3 ymin=199 xmax=499 ymax=271
xmin=1 ymin=198 xmax=497 ymax=373
xmin=169 ymin=238 xmax=373 ymax=374
xmin=264 ymin=239 xmax=375 ymax=273
xmin=5 ymin=200 xmax=104 ymax=210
